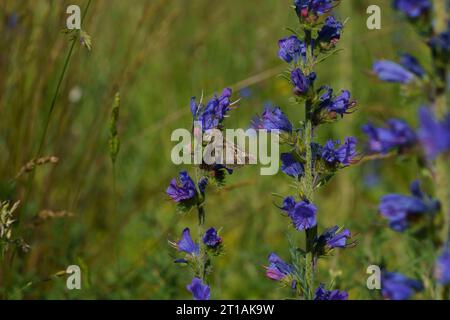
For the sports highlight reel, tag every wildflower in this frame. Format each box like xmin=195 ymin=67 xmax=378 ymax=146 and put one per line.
xmin=418 ymin=107 xmax=450 ymax=160
xmin=280 ymin=153 xmax=304 ymax=178
xmin=166 ymin=171 xmax=198 ymax=203
xmin=321 ymin=137 xmax=358 ymax=166
xmin=373 ymin=60 xmax=416 ymax=84
xmin=393 ymin=0 xmax=431 ymax=19
xmin=192 ymin=88 xmax=234 ymax=130
xmin=187 ymin=277 xmax=210 ymax=300
xmin=362 ymin=119 xmax=416 ymax=154
xmin=278 ymin=36 xmax=306 ymax=63
xmin=265 ymin=253 xmax=295 ymax=281
xmin=173 ymin=228 xmax=199 ymax=256
xmin=251 ymin=106 xmax=293 ymax=133
xmin=294 ymin=0 xmax=337 ymax=18
xmin=315 ymin=226 xmax=352 ymax=252
xmin=202 ymin=227 xmax=222 ymax=249
xmin=429 ymin=28 xmax=450 ymax=59
xmin=379 ymin=180 xmax=439 ymax=232
xmin=291 ymin=68 xmax=316 ymax=96
xmin=381 ymin=271 xmax=423 ymax=300
xmin=316 ymin=86 xmax=356 ymax=119
xmin=317 ymin=16 xmax=343 ymax=47
xmin=314 ymin=284 xmax=348 ymax=300
xmin=435 ymin=248 xmax=450 ymax=285
xmin=281 ymin=197 xmax=317 ymax=231
xmin=198 ymin=177 xmax=209 ymax=195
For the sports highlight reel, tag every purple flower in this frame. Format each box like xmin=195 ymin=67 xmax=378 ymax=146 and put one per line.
xmin=251 ymin=106 xmax=293 ymax=132
xmin=429 ymin=29 xmax=450 ymax=56
xmin=314 ymin=284 xmax=348 ymax=300
xmin=318 ymin=16 xmax=343 ymax=45
xmin=399 ymin=54 xmax=425 ymax=78
xmin=435 ymin=248 xmax=450 ymax=285
xmin=393 ymin=0 xmax=431 ymax=19
xmin=329 ymin=90 xmax=354 ymax=115
xmin=278 ymin=36 xmax=306 ymax=63
xmin=373 ymin=60 xmax=416 ymax=84
xmin=362 ymin=119 xmax=416 ymax=154
xmin=317 ymin=226 xmax=352 ymax=250
xmin=198 ymin=177 xmax=209 ymax=194
xmin=294 ymin=0 xmax=337 ymax=17
xmin=187 ymin=277 xmax=210 ymax=300
xmin=381 ymin=271 xmax=423 ymax=300
xmin=265 ymin=253 xmax=294 ymax=281
xmin=280 ymin=153 xmax=304 ymax=178
xmin=202 ymin=227 xmax=222 ymax=249
xmin=418 ymin=107 xmax=450 ymax=160
xmin=175 ymin=228 xmax=199 ymax=255
xmin=194 ymin=88 xmax=233 ymax=130
xmin=321 ymin=137 xmax=358 ymax=166
xmin=281 ymin=197 xmax=317 ymax=231
xmin=291 ymin=69 xmax=315 ymax=96
xmin=166 ymin=171 xmax=198 ymax=203
xmin=379 ymin=180 xmax=439 ymax=232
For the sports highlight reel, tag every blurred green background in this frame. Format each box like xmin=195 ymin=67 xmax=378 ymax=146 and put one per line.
xmin=0 ymin=0 xmax=437 ymax=299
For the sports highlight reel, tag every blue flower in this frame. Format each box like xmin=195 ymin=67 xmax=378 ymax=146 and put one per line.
xmin=187 ymin=277 xmax=210 ymax=300
xmin=198 ymin=177 xmax=209 ymax=194
xmin=294 ymin=0 xmax=337 ymax=18
xmin=291 ymin=69 xmax=315 ymax=96
xmin=429 ymin=29 xmax=450 ymax=56
xmin=318 ymin=16 xmax=343 ymax=45
xmin=175 ymin=228 xmax=199 ymax=256
xmin=321 ymin=137 xmax=358 ymax=166
xmin=265 ymin=253 xmax=294 ymax=281
xmin=280 ymin=153 xmax=304 ymax=178
xmin=251 ymin=106 xmax=293 ymax=132
xmin=202 ymin=227 xmax=222 ymax=249
xmin=329 ymin=90 xmax=354 ymax=115
xmin=373 ymin=60 xmax=416 ymax=84
xmin=379 ymin=180 xmax=439 ymax=232
xmin=381 ymin=271 xmax=423 ymax=300
xmin=281 ymin=197 xmax=317 ymax=231
xmin=193 ymin=88 xmax=234 ymax=130
xmin=399 ymin=54 xmax=425 ymax=78
xmin=316 ymin=226 xmax=352 ymax=250
xmin=314 ymin=284 xmax=348 ymax=300
xmin=393 ymin=0 xmax=431 ymax=19
xmin=362 ymin=119 xmax=416 ymax=154
xmin=435 ymin=248 xmax=450 ymax=285
xmin=166 ymin=171 xmax=198 ymax=203
xmin=278 ymin=36 xmax=306 ymax=63
xmin=418 ymin=107 xmax=450 ymax=160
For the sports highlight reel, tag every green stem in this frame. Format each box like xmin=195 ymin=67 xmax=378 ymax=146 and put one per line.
xmin=197 ymin=204 xmax=206 ymax=280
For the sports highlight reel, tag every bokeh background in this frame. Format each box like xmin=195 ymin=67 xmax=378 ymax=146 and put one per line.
xmin=0 ymin=0 xmax=437 ymax=299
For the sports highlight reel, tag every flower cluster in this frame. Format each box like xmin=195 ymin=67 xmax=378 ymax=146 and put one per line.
xmin=366 ymin=0 xmax=450 ymax=300
xmin=257 ymin=0 xmax=359 ymax=300
xmin=166 ymin=88 xmax=237 ymax=300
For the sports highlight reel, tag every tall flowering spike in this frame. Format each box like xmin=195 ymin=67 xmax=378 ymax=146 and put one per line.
xmin=166 ymin=171 xmax=198 ymax=203
xmin=281 ymin=197 xmax=317 ymax=231
xmin=418 ymin=107 xmax=450 ymax=160
xmin=175 ymin=228 xmax=199 ymax=256
xmin=381 ymin=271 xmax=423 ymax=300
xmin=265 ymin=253 xmax=294 ymax=281
xmin=373 ymin=60 xmax=416 ymax=84
xmin=317 ymin=16 xmax=343 ymax=47
xmin=187 ymin=277 xmax=210 ymax=300
xmin=393 ymin=0 xmax=432 ymax=19
xmin=278 ymin=36 xmax=306 ymax=63
xmin=399 ymin=54 xmax=425 ymax=78
xmin=314 ymin=284 xmax=348 ymax=300
xmin=379 ymin=180 xmax=439 ymax=232
xmin=362 ymin=119 xmax=416 ymax=154
xmin=435 ymin=248 xmax=450 ymax=285
xmin=202 ymin=227 xmax=222 ymax=249
xmin=251 ymin=106 xmax=293 ymax=132
xmin=291 ymin=68 xmax=315 ymax=96
xmin=280 ymin=153 xmax=304 ymax=178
